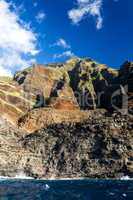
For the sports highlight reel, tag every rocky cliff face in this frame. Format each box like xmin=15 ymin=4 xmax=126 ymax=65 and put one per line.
xmin=18 ymin=108 xmax=89 ymax=133
xmin=22 ymin=111 xmax=133 ymax=179
xmin=0 ymin=111 xmax=132 ymax=179
xmin=0 ymin=76 xmax=36 ymax=124
xmin=0 ymin=58 xmax=132 ymax=128
xmin=0 ymin=117 xmax=44 ymax=177
xmin=0 ymin=57 xmax=132 ymax=179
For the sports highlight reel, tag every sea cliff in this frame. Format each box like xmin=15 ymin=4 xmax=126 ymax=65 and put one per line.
xmin=0 ymin=58 xmax=132 ymax=178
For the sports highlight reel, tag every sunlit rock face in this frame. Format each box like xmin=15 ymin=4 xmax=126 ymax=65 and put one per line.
xmin=0 ymin=77 xmax=36 ymax=124
xmin=13 ymin=59 xmax=120 ymax=112
xmin=0 ymin=58 xmax=133 ymax=129
xmin=18 ymin=108 xmax=89 ymax=133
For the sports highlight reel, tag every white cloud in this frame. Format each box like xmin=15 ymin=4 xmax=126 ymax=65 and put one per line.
xmin=68 ymin=0 xmax=103 ymax=29
xmin=0 ymin=66 xmax=12 ymax=76
xmin=51 ymin=38 xmax=71 ymax=49
xmin=0 ymin=0 xmax=39 ymax=76
xmin=36 ymin=11 xmax=46 ymax=23
xmin=57 ymin=38 xmax=70 ymax=49
xmin=54 ymin=50 xmax=75 ymax=59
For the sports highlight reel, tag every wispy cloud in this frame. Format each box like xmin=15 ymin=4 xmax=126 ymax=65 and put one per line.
xmin=36 ymin=11 xmax=46 ymax=23
xmin=0 ymin=0 xmax=39 ymax=76
xmin=51 ymin=38 xmax=71 ymax=49
xmin=68 ymin=0 xmax=103 ymax=29
xmin=53 ymin=50 xmax=75 ymax=59
xmin=33 ymin=2 xmax=38 ymax=7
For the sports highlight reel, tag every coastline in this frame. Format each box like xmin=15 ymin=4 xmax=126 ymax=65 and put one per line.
xmin=0 ymin=176 xmax=132 ymax=181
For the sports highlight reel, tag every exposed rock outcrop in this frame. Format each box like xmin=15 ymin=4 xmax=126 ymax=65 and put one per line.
xmin=18 ymin=108 xmax=89 ymax=133
xmin=0 ymin=117 xmax=44 ymax=177
xmin=0 ymin=58 xmax=132 ymax=127
xmin=0 ymin=57 xmax=132 ymax=179
xmin=13 ymin=59 xmax=121 ymax=112
xmin=65 ymin=58 xmax=119 ymax=109
xmin=0 ymin=111 xmax=132 ymax=179
xmin=0 ymin=78 xmax=36 ymax=124
xmin=23 ymin=112 xmax=132 ymax=179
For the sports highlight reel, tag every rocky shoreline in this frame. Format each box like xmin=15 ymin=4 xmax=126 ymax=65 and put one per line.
xmin=0 ymin=110 xmax=132 ymax=179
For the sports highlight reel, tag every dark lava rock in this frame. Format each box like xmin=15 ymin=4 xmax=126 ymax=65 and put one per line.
xmin=21 ymin=112 xmax=133 ymax=179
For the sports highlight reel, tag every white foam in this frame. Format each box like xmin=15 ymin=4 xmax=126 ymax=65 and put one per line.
xmin=109 ymin=192 xmax=115 ymax=196
xmin=0 ymin=176 xmax=11 ymax=180
xmin=0 ymin=176 xmax=34 ymax=181
xmin=120 ymin=176 xmax=132 ymax=180
xmin=0 ymin=175 xmax=132 ymax=181
xmin=45 ymin=184 xmax=50 ymax=190
xmin=14 ymin=172 xmax=34 ymax=180
xmin=122 ymin=193 xmax=127 ymax=197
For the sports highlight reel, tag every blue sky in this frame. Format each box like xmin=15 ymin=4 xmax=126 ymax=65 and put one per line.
xmin=0 ymin=0 xmax=132 ymax=76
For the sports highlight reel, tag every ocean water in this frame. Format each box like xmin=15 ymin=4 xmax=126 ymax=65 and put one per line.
xmin=0 ymin=179 xmax=132 ymax=200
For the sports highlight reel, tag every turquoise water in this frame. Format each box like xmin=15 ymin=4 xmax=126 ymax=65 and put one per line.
xmin=0 ymin=179 xmax=132 ymax=199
